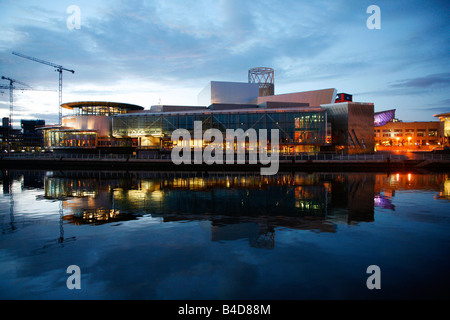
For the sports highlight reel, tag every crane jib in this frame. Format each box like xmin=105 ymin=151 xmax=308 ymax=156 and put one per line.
xmin=11 ymin=51 xmax=75 ymax=125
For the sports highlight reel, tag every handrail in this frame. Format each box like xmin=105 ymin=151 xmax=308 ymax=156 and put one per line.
xmin=1 ymin=151 xmax=449 ymax=161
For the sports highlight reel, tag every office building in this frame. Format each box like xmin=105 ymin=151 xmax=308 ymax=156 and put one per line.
xmin=1 ymin=117 xmax=45 ymax=152
xmin=374 ymin=120 xmax=442 ymax=151
xmin=21 ymin=120 xmax=45 ymax=148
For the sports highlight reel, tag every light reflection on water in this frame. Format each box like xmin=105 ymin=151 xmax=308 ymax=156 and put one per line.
xmin=0 ymin=170 xmax=449 ymax=300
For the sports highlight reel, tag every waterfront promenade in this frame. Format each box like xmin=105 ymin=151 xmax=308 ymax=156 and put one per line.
xmin=1 ymin=151 xmax=449 ymax=172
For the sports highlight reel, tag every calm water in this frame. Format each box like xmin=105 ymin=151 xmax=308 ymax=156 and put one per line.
xmin=0 ymin=169 xmax=449 ymax=300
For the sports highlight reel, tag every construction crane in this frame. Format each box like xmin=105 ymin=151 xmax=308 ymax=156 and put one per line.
xmin=1 ymin=76 xmax=31 ymax=129
xmin=12 ymin=51 xmax=75 ymax=125
xmin=1 ymin=78 xmax=55 ymax=129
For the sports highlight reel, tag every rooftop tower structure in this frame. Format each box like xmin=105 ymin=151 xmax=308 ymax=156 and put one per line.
xmin=248 ymin=67 xmax=274 ymax=97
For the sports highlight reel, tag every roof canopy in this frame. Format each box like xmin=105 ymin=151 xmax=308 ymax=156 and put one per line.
xmin=61 ymin=101 xmax=144 ymax=111
xmin=433 ymin=112 xmax=450 ymax=118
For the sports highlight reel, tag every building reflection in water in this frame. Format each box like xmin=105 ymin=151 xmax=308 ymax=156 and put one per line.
xmin=437 ymin=177 xmax=450 ymax=201
xmin=374 ymin=172 xmax=450 ymax=204
xmin=2 ymin=170 xmax=449 ymax=249
xmin=44 ymin=174 xmax=128 ymax=225
xmin=40 ymin=171 xmax=378 ymax=249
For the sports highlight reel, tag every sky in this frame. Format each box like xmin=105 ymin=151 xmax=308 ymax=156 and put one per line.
xmin=0 ymin=0 xmax=449 ymax=127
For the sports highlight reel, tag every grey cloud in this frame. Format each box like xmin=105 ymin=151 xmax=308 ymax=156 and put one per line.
xmin=417 ymin=106 xmax=450 ymax=114
xmin=356 ymin=74 xmax=450 ymax=99
xmin=1 ymin=0 xmax=449 ymax=124
xmin=390 ymin=73 xmax=450 ymax=89
xmin=415 ymin=98 xmax=450 ymax=114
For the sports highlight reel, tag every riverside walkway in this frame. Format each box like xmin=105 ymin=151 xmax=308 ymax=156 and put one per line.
xmin=1 ymin=152 xmax=449 ymax=172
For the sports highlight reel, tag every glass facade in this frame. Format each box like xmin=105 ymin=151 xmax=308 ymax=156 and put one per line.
xmin=44 ymin=129 xmax=97 ymax=149
xmin=43 ymin=102 xmax=144 ymax=151
xmin=113 ymin=109 xmax=327 ymax=153
xmin=72 ymin=106 xmax=125 ymax=116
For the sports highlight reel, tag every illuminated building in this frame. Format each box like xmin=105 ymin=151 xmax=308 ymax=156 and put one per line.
xmin=374 ymin=120 xmax=442 ymax=151
xmin=434 ymin=112 xmax=450 ymax=148
xmin=41 ymin=101 xmax=144 ymax=153
xmin=113 ymin=84 xmax=374 ymax=155
xmin=41 ymin=69 xmax=376 ymax=155
xmin=374 ymin=109 xmax=396 ymax=127
xmin=113 ymin=102 xmax=330 ymax=155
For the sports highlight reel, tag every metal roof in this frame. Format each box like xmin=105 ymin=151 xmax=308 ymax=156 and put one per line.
xmin=374 ymin=109 xmax=396 ymax=127
xmin=114 ymin=106 xmax=326 ymax=117
xmin=61 ymin=101 xmax=144 ymax=110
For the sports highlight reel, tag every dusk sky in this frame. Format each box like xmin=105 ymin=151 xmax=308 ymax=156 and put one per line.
xmin=0 ymin=0 xmax=449 ymax=127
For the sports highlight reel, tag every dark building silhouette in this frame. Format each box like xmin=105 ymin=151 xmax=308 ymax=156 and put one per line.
xmin=0 ymin=117 xmax=45 ymax=151
xmin=21 ymin=119 xmax=45 ymax=148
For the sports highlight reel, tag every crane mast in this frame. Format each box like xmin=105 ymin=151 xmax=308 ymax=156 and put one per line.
xmin=12 ymin=51 xmax=75 ymax=125
xmin=1 ymin=76 xmax=30 ymax=129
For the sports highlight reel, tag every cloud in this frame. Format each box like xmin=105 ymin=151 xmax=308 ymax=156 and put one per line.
xmin=1 ymin=0 xmax=450 ymax=123
xmin=419 ymin=106 xmax=450 ymax=114
xmin=415 ymin=98 xmax=450 ymax=114
xmin=391 ymin=73 xmax=450 ymax=89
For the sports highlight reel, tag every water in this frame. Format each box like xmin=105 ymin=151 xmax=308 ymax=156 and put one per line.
xmin=0 ymin=169 xmax=449 ymax=300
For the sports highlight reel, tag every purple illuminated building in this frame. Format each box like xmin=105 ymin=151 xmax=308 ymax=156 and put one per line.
xmin=374 ymin=109 xmax=396 ymax=127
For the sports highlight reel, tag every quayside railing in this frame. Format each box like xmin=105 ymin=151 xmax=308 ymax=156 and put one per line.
xmin=2 ymin=152 xmax=449 ymax=161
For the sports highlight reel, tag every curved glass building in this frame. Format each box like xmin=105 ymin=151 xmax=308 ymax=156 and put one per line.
xmin=42 ymin=101 xmax=144 ymax=153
